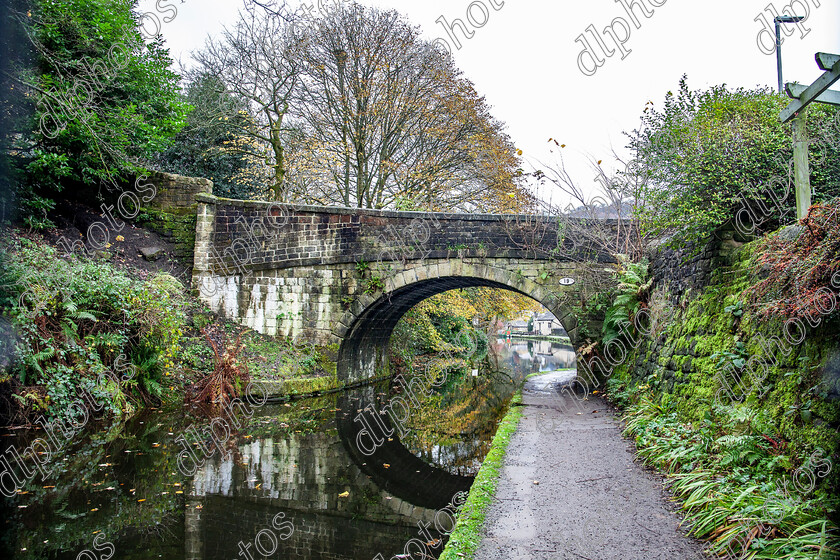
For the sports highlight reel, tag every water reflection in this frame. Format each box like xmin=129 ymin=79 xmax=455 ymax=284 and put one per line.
xmin=490 ymin=338 xmax=577 ymax=377
xmin=190 ymin=400 xmax=446 ymax=560
xmin=0 ymin=338 xmax=576 ymax=559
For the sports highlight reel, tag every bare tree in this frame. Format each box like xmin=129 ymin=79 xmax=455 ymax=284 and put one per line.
xmin=529 ymin=134 xmax=651 ymax=263
xmin=190 ymin=1 xmax=530 ymax=211
xmin=192 ymin=1 xmax=302 ymax=200
xmin=293 ymin=3 xmax=526 ymax=210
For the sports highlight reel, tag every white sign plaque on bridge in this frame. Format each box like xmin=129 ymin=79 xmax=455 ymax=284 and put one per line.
xmin=559 ymin=277 xmax=576 ymax=286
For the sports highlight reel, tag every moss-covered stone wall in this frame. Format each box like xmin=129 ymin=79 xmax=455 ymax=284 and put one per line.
xmin=611 ymin=232 xmax=840 ymax=484
xmin=136 ymin=171 xmax=213 ymax=266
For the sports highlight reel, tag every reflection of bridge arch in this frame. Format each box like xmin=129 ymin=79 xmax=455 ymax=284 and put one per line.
xmin=335 ymin=262 xmax=581 ymax=382
xmin=332 ymin=264 xmax=589 ymax=510
xmin=335 ymin=387 xmax=473 ymax=510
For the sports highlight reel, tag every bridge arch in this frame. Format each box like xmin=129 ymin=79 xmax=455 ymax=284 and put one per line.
xmin=332 ymin=262 xmax=584 ymax=508
xmin=333 ymin=261 xmax=580 ymax=382
xmin=192 ymin=196 xmax=613 ymax=348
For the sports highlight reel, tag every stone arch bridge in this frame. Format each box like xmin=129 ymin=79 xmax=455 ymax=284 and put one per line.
xmin=191 ymin=194 xmax=616 ymax=381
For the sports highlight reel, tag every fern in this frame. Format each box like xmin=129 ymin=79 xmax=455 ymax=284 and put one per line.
xmin=602 ymin=256 xmax=651 ymax=342
xmin=20 ymin=346 xmax=55 ymax=383
xmin=143 ymin=378 xmax=163 ymax=399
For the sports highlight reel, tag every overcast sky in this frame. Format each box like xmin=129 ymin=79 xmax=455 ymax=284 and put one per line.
xmin=139 ymin=0 xmax=840 ymax=205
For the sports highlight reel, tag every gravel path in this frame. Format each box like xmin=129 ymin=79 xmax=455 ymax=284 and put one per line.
xmin=475 ymin=371 xmax=706 ymax=560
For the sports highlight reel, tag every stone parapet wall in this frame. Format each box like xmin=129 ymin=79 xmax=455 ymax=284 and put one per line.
xmin=136 ymin=171 xmax=213 ymax=264
xmin=194 ymin=194 xmax=617 ymax=274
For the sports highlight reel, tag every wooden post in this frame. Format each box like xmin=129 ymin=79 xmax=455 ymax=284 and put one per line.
xmin=780 ymin=53 xmax=840 ymax=220
xmin=792 ymin=110 xmax=811 ymax=221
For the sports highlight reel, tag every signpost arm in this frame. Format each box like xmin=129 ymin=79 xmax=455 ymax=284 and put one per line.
xmin=780 ymin=56 xmax=840 ymax=123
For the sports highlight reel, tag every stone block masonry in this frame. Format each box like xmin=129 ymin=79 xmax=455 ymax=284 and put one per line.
xmin=192 ymin=195 xmax=618 ymax=382
xmin=136 ymin=170 xmax=213 ymax=265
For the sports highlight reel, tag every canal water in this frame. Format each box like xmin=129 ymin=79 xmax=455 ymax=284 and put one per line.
xmin=0 ymin=339 xmax=576 ymax=560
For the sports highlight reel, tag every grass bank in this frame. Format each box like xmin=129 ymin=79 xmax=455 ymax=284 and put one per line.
xmin=0 ymin=229 xmax=333 ymax=425
xmin=439 ymin=391 xmax=523 ymax=560
xmin=608 ymin=385 xmax=840 ymax=559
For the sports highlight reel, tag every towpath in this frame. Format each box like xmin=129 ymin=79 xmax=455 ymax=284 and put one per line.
xmin=475 ymin=370 xmax=706 ymax=560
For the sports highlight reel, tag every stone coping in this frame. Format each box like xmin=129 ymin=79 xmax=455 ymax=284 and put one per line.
xmin=195 ymin=193 xmax=619 ymax=224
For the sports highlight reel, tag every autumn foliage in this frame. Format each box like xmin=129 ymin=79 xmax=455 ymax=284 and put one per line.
xmin=748 ymin=199 xmax=840 ymax=323
xmin=190 ymin=328 xmax=250 ymax=406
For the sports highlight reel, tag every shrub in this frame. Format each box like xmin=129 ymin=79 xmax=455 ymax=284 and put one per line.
xmin=748 ymin=199 xmax=840 ymax=323
xmin=0 ymin=234 xmax=187 ymax=419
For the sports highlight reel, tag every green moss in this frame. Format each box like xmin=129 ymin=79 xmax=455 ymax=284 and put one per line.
xmin=281 ymin=375 xmax=338 ymax=395
xmin=136 ymin=207 xmax=197 ymax=259
xmin=318 ymin=344 xmax=339 ymax=376
xmin=602 ymin=233 xmax=839 ymax=488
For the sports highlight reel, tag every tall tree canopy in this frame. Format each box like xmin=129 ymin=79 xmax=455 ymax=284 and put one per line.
xmin=184 ymin=1 xmax=531 ymax=212
xmin=296 ymin=3 xmax=525 ymax=210
xmin=4 ymin=0 xmax=188 ymax=227
xmin=154 ymin=73 xmax=268 ymax=199
xmin=191 ymin=2 xmax=302 ymax=200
